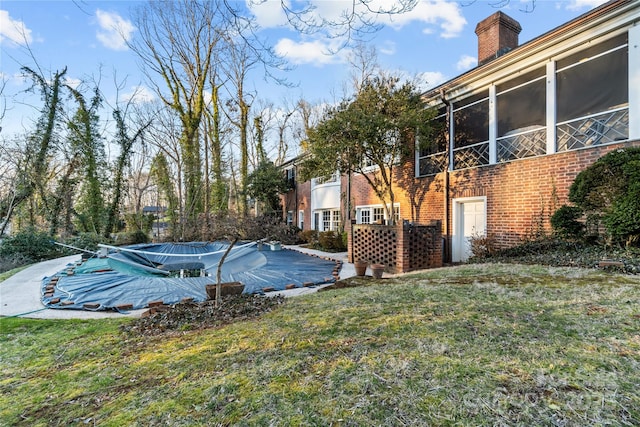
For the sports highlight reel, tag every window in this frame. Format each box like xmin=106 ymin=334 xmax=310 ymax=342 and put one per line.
xmin=556 ymin=34 xmax=629 ymax=151
xmin=332 ymin=211 xmax=341 ymax=230
xmin=285 ymin=168 xmax=295 ymax=188
xmin=373 ymin=207 xmax=384 ymax=224
xmin=317 ymin=209 xmax=340 ymax=231
xmin=286 ymin=168 xmax=295 ymax=179
xmin=356 ymin=204 xmax=400 ymax=225
xmin=322 ymin=210 xmax=331 ymax=231
xmin=496 ymin=67 xmax=546 ymax=162
xmin=298 ymin=211 xmax=304 ymax=230
xmin=453 ymin=92 xmax=490 ymax=169
xmin=286 ymin=211 xmax=293 ymax=226
xmin=360 ymin=209 xmax=371 ymax=224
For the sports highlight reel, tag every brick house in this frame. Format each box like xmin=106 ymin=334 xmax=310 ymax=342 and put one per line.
xmin=281 ymin=157 xmax=342 ymax=233
xmin=283 ymin=0 xmax=640 ymax=268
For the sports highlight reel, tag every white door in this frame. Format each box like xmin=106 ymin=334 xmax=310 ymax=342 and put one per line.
xmin=453 ymin=199 xmax=486 ymax=262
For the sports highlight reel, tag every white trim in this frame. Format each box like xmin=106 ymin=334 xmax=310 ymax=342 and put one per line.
xmin=313 ymin=208 xmax=341 ymax=232
xmin=546 ymin=60 xmax=557 ymax=155
xmin=355 ymin=203 xmax=400 ymax=224
xmin=629 ymin=24 xmax=640 ymax=139
xmin=488 ymin=84 xmax=497 ymax=165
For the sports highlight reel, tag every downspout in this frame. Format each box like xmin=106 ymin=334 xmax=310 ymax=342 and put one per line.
xmin=440 ymin=89 xmax=452 ymax=264
xmin=348 ymin=168 xmax=353 ymax=262
xmin=294 ymin=163 xmax=298 ymax=227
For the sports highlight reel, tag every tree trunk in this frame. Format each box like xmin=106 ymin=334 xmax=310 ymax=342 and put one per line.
xmin=215 ymin=237 xmax=238 ymax=307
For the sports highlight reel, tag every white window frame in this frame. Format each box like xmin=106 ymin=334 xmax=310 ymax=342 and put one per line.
xmin=332 ymin=210 xmax=341 ymax=230
xmin=314 ymin=209 xmax=341 ymax=231
xmin=356 ymin=203 xmax=400 ymax=225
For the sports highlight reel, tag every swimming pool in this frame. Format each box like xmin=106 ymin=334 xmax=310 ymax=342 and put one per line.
xmin=41 ymin=242 xmax=340 ymax=311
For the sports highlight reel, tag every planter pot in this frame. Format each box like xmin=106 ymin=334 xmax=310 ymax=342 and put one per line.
xmin=370 ymin=264 xmax=385 ymax=279
xmin=354 ymin=260 xmax=368 ymax=276
xmin=205 ymin=282 xmax=245 ymax=299
xmin=270 ymin=241 xmax=282 ymax=251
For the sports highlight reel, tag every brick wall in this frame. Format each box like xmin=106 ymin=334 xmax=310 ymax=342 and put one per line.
xmin=417 ymin=141 xmax=640 ymax=250
xmin=281 ymin=179 xmax=311 ymax=230
xmin=296 ymin=140 xmax=638 ymax=265
xmin=351 ymin=222 xmax=442 ymax=273
xmin=346 ymin=140 xmax=640 ymax=261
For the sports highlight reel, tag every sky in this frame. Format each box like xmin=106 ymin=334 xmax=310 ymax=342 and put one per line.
xmin=0 ymin=0 xmax=609 ymax=140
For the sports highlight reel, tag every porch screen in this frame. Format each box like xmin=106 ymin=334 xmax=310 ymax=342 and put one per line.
xmin=418 ymin=109 xmax=448 ymax=176
xmin=496 ymin=67 xmax=546 ymax=162
xmin=556 ymin=33 xmax=629 ymax=151
xmin=453 ymin=92 xmax=489 ymax=169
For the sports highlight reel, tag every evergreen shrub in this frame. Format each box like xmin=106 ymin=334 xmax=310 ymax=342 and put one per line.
xmin=550 ymin=205 xmax=584 ymax=239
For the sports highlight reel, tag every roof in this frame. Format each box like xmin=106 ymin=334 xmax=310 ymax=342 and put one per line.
xmin=423 ymin=0 xmax=637 ymax=104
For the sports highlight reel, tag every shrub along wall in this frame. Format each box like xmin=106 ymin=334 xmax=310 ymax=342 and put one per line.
xmin=349 ymin=221 xmax=442 ymax=273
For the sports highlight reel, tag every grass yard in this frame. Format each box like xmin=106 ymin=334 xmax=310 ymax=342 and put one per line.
xmin=1 ymin=263 xmax=639 ymax=426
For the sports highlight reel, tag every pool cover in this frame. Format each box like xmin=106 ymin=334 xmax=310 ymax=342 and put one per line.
xmin=41 ymin=242 xmax=339 ymax=311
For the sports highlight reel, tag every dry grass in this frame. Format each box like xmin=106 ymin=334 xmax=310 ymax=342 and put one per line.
xmin=1 ymin=263 xmax=639 ymax=426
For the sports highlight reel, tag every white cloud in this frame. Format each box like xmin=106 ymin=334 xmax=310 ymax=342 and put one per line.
xmin=268 ymin=0 xmax=467 ymax=67
xmin=565 ymin=0 xmax=609 ymax=11
xmin=379 ymin=40 xmax=396 ymax=55
xmin=255 ymin=1 xmax=466 ymax=38
xmin=274 ymin=38 xmax=348 ymax=66
xmin=376 ymin=0 xmax=467 ymax=39
xmin=246 ymin=0 xmax=289 ymax=28
xmin=415 ymin=71 xmax=447 ymax=91
xmin=0 ymin=10 xmax=33 ymax=47
xmin=95 ymin=9 xmax=135 ymax=51
xmin=122 ymin=85 xmax=155 ymax=104
xmin=456 ymin=54 xmax=476 ymax=71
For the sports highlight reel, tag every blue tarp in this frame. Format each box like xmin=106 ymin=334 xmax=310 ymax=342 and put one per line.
xmin=41 ymin=242 xmax=338 ymax=311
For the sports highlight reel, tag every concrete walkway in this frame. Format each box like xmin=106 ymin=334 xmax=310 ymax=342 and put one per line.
xmin=0 ymin=245 xmax=360 ymax=319
xmin=0 ymin=255 xmax=147 ymax=319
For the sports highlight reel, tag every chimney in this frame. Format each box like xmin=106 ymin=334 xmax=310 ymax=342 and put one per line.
xmin=475 ymin=11 xmax=522 ymax=66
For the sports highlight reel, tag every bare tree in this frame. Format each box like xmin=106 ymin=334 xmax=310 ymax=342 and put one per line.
xmin=347 ymin=41 xmax=380 ymax=92
xmin=0 ymin=77 xmax=7 ymax=134
xmin=137 ymin=101 xmax=184 ymax=238
xmin=104 ymin=107 xmax=151 ymax=237
xmin=222 ymin=34 xmax=260 ymax=216
xmin=295 ymin=99 xmax=323 ymax=153
xmin=129 ymin=0 xmax=224 ymax=224
xmin=262 ymin=0 xmax=418 ymax=50
xmin=203 ymin=53 xmax=230 ymax=215
xmin=0 ymin=67 xmax=66 ymax=235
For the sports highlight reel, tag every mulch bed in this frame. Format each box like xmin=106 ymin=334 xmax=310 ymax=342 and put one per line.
xmin=121 ymin=294 xmax=286 ymax=336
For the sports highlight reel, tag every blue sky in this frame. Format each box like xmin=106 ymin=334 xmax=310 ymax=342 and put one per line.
xmin=1 ymin=0 xmax=608 ymax=138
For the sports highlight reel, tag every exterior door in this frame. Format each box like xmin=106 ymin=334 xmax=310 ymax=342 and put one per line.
xmin=453 ymin=199 xmax=486 ymax=262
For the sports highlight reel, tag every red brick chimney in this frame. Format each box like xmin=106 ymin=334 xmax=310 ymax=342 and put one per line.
xmin=475 ymin=11 xmax=522 ymax=66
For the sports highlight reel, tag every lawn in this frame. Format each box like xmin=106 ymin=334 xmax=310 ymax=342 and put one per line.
xmin=1 ymin=263 xmax=639 ymax=426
